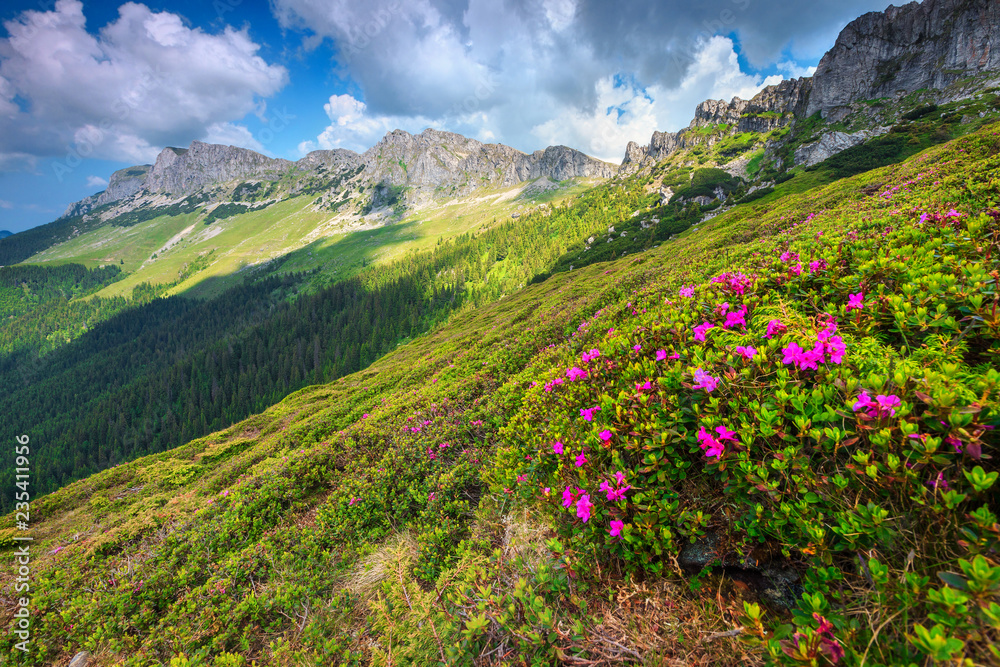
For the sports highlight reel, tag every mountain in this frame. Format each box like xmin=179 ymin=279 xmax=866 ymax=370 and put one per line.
xmin=58 ymin=129 xmax=615 ymax=220
xmin=0 ymin=230 xmax=10 ymax=239
xmin=622 ymin=0 xmax=1000 ymax=173
xmin=807 ymin=0 xmax=1000 ymax=119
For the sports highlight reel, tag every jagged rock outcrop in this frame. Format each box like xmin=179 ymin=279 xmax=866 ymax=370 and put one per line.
xmin=620 ymin=78 xmax=811 ymax=174
xmin=793 ymin=127 xmax=892 ymax=167
xmin=61 ymin=165 xmax=152 ymax=218
xmin=807 ymin=0 xmax=1000 ymax=119
xmin=144 ymin=141 xmax=293 ymax=196
xmin=295 ymin=149 xmax=362 ymax=171
xmin=98 ymin=165 xmax=151 ymax=204
xmin=361 ymin=128 xmax=615 ymax=197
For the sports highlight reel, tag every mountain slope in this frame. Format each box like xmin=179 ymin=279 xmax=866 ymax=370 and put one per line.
xmin=2 ymin=120 xmax=998 ymax=667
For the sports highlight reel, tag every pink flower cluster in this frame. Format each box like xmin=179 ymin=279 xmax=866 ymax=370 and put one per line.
xmin=710 ymin=271 xmax=754 ymax=295
xmin=853 ymin=391 xmax=901 ymax=418
xmin=579 ymin=405 xmax=601 ymax=422
xmin=693 ymin=321 xmax=714 ymax=342
xmin=566 ymin=366 xmax=588 ymax=381
xmin=543 ymin=377 xmax=565 ymax=392
xmin=562 ymin=486 xmax=593 ymax=522
xmin=766 ymin=319 xmax=787 ymax=339
xmin=599 ymin=471 xmax=632 ymax=502
xmin=780 ymin=321 xmax=846 ymax=371
xmin=697 ymin=425 xmax=736 ymax=459
xmin=721 ymin=303 xmax=748 ymax=329
xmin=679 ymin=285 xmax=695 ymax=298
xmin=692 ymin=368 xmax=719 ymax=393
xmin=581 ymin=348 xmax=601 ymax=363
xmin=846 ymin=292 xmax=865 ymax=312
xmin=734 ymin=345 xmax=757 ymax=361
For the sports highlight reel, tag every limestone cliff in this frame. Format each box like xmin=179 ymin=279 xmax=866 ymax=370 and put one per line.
xmin=807 ymin=0 xmax=1000 ymax=119
xmin=144 ymin=141 xmax=293 ymax=196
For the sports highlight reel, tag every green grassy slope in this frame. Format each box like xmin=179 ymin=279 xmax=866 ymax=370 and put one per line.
xmin=1 ymin=124 xmax=998 ymax=665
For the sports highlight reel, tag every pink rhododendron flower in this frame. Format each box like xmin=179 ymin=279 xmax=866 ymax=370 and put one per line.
xmin=766 ymin=319 xmax=787 ymax=338
xmin=349 ymin=497 xmax=360 ymax=506
xmin=853 ymin=391 xmax=901 ymax=419
xmin=679 ymin=285 xmax=695 ymax=298
xmin=714 ymin=425 xmax=738 ymax=442
xmin=692 ymin=369 xmax=719 ymax=392
xmin=846 ymin=292 xmax=865 ymax=311
xmin=635 ymin=380 xmax=652 ymax=392
xmin=790 ymin=263 xmax=803 ymax=276
xmin=575 ymin=452 xmax=587 ymax=467
xmin=853 ymin=391 xmax=874 ymax=412
xmin=516 ymin=475 xmax=526 ymax=483
xmin=656 ymin=349 xmax=667 ymax=361
xmin=613 ymin=471 xmax=627 ymax=485
xmin=552 ymin=441 xmax=564 ymax=454
xmin=429 ymin=492 xmax=436 ymax=500
xmin=576 ymin=494 xmax=594 ymax=522
xmin=693 ymin=321 xmax=714 ymax=342
xmin=579 ymin=406 xmax=601 ymax=422
xmin=581 ymin=348 xmax=601 ymax=363
xmin=780 ymin=251 xmax=799 ymax=263
xmin=875 ymin=394 xmax=901 ymax=416
xmin=566 ymin=366 xmax=588 ymax=381
xmin=711 ymin=271 xmax=753 ymax=295
xmin=781 ymin=342 xmax=803 ymax=365
xmin=562 ymin=486 xmax=579 ymax=507
xmin=724 ymin=305 xmax=748 ymax=329
xmin=809 ymin=259 xmax=827 ymax=272
xmin=599 ymin=429 xmax=612 ymax=442
xmin=669 ymin=352 xmax=681 ymax=359
xmin=696 ymin=426 xmax=725 ymax=459
xmin=734 ymin=345 xmax=757 ymax=360
xmin=609 ymin=520 xmax=624 ymax=538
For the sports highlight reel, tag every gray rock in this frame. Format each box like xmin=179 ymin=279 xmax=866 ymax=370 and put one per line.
xmin=619 ymin=78 xmax=810 ymax=174
xmin=793 ymin=127 xmax=891 ymax=167
xmin=145 ymin=141 xmax=293 ymax=196
xmin=69 ymin=651 xmax=91 ymax=667
xmin=807 ymin=0 xmax=1000 ymax=119
xmin=62 ymin=165 xmax=152 ymax=217
xmin=358 ymin=128 xmax=614 ymax=200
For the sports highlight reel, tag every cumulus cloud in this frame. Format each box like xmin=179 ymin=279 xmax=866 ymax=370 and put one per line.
xmin=0 ymin=0 xmax=288 ymax=170
xmin=277 ymin=0 xmax=889 ymax=161
xmin=86 ymin=175 xmax=109 ymax=188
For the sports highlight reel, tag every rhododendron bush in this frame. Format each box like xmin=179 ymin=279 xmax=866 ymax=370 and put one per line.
xmin=493 ymin=128 xmax=1000 ymax=665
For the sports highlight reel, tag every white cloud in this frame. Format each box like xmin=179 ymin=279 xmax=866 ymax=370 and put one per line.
xmin=0 ymin=0 xmax=288 ymax=168
xmin=777 ymin=60 xmax=818 ymax=79
xmin=86 ymin=175 xmax=109 ymax=188
xmin=279 ymin=0 xmax=858 ymax=164
xmin=0 ymin=199 xmax=13 ymax=209
xmin=300 ymin=36 xmax=785 ymax=163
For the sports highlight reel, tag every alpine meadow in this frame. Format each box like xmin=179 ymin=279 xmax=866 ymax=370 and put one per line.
xmin=1 ymin=0 xmax=999 ymax=665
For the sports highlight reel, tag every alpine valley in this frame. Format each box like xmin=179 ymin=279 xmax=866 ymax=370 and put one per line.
xmin=1 ymin=0 xmax=1000 ymax=664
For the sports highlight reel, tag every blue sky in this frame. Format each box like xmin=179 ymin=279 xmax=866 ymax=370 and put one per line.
xmin=0 ymin=0 xmax=893 ymax=233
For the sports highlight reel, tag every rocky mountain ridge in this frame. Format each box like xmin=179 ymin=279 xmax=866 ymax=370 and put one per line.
xmin=61 ymin=130 xmax=614 ymax=219
xmin=621 ymin=0 xmax=999 ymax=173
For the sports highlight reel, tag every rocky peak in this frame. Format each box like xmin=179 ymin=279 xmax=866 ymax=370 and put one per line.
xmin=295 ymin=149 xmax=361 ymax=171
xmin=360 ymin=128 xmax=614 ymax=198
xmin=144 ymin=141 xmax=293 ymax=196
xmin=620 ymin=77 xmax=810 ymax=173
xmin=807 ymin=0 xmax=1000 ymax=119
